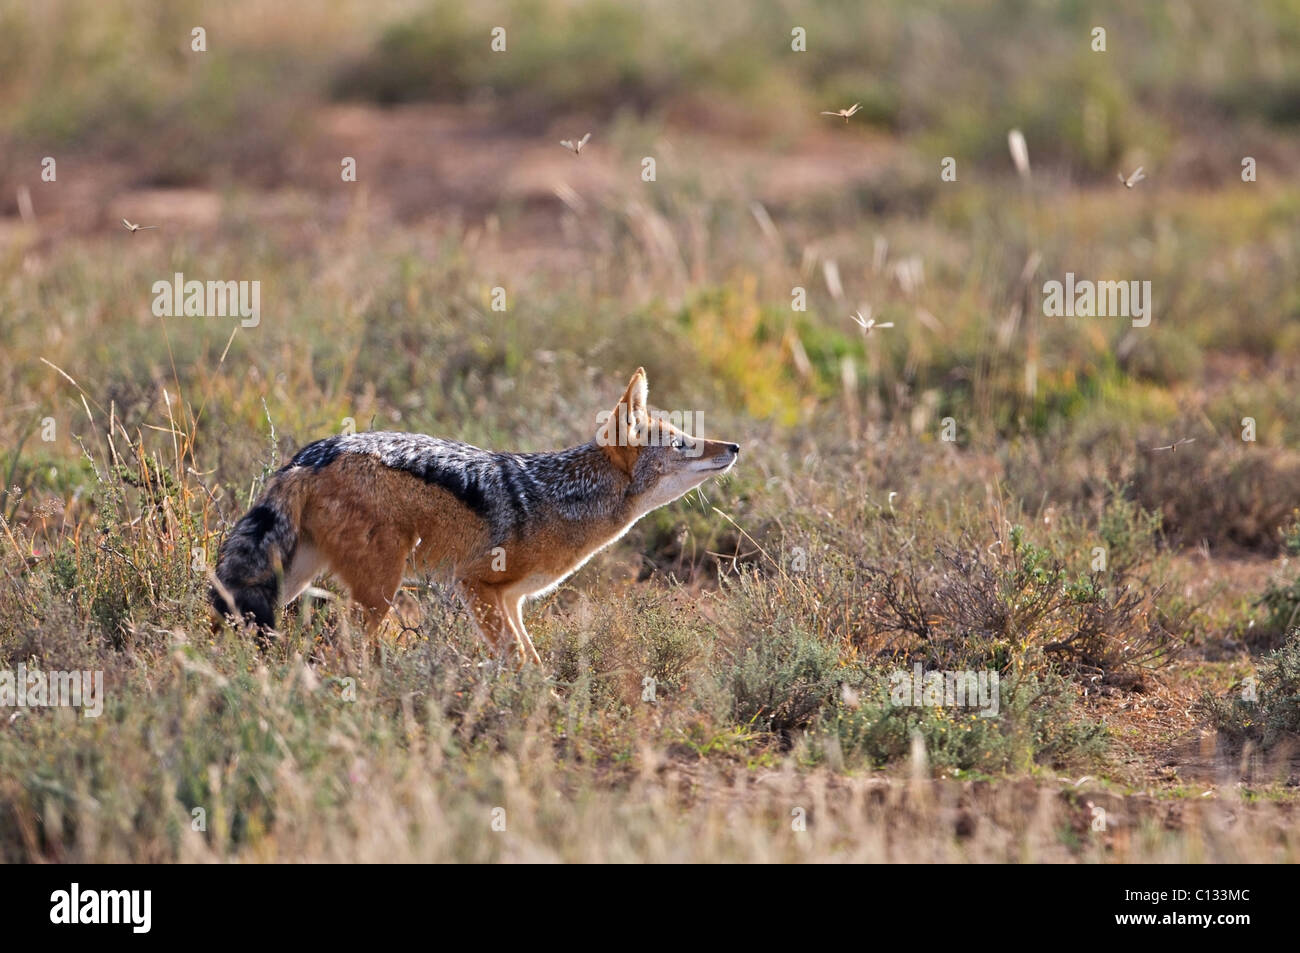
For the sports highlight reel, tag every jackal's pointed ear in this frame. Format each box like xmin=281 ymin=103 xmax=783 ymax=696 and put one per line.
xmin=596 ymin=368 xmax=648 ymax=473
xmin=621 ymin=367 xmax=648 ymax=420
xmin=612 ymin=367 xmax=648 ymax=438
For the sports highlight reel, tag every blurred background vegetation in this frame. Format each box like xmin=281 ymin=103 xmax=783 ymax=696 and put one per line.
xmin=1 ymin=0 xmax=1300 ymax=861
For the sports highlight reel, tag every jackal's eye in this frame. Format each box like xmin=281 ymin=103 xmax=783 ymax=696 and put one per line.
xmin=670 ymin=437 xmax=687 ymax=451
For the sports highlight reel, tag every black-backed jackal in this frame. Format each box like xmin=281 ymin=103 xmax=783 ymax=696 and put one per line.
xmin=211 ymin=368 xmax=739 ymax=663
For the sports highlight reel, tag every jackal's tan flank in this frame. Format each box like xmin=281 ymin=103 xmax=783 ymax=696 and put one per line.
xmin=212 ymin=368 xmax=739 ymax=663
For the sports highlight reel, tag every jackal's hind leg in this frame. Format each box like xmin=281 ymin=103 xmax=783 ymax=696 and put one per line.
xmin=281 ymin=541 xmax=325 ymax=605
xmin=331 ymin=542 xmax=408 ymax=636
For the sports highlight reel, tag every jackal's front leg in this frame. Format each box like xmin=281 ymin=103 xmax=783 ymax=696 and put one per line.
xmin=501 ymin=591 xmax=542 ymax=666
xmin=462 ymin=581 xmax=527 ymax=664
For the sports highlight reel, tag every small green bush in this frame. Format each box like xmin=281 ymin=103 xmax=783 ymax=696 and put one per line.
xmin=1203 ymin=628 xmax=1300 ymax=747
xmin=817 ymin=669 xmax=1107 ymax=774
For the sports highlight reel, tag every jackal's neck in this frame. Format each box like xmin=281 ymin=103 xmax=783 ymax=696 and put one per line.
xmin=525 ymin=440 xmax=635 ymax=524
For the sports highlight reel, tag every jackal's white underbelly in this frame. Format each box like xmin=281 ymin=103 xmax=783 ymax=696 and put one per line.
xmin=515 ymin=554 xmax=598 ymax=599
xmin=516 ymin=519 xmax=642 ymax=599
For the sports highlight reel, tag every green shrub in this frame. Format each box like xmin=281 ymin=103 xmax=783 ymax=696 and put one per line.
xmin=817 ymin=669 xmax=1107 ymax=774
xmin=1203 ymin=628 xmax=1300 ymax=747
xmin=721 ymin=626 xmax=841 ymax=738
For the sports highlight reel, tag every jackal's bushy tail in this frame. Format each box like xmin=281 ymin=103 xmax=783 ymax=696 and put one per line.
xmin=211 ymin=477 xmax=302 ymax=630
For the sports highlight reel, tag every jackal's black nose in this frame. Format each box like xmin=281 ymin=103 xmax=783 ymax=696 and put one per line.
xmin=727 ymin=443 xmax=740 ymax=455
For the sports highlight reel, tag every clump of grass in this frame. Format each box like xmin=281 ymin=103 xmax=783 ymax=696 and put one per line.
xmin=1202 ymin=628 xmax=1300 ymax=748
xmin=1134 ymin=444 xmax=1300 ymax=554
xmin=721 ymin=622 xmax=841 ymax=738
xmin=1249 ymin=515 xmax=1300 ymax=652
xmin=1096 ymin=484 xmax=1164 ymax=578
xmin=859 ymin=525 xmax=1177 ymax=686
xmin=818 ymin=669 xmax=1107 ymax=775
xmin=1 ymin=425 xmax=216 ymax=660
